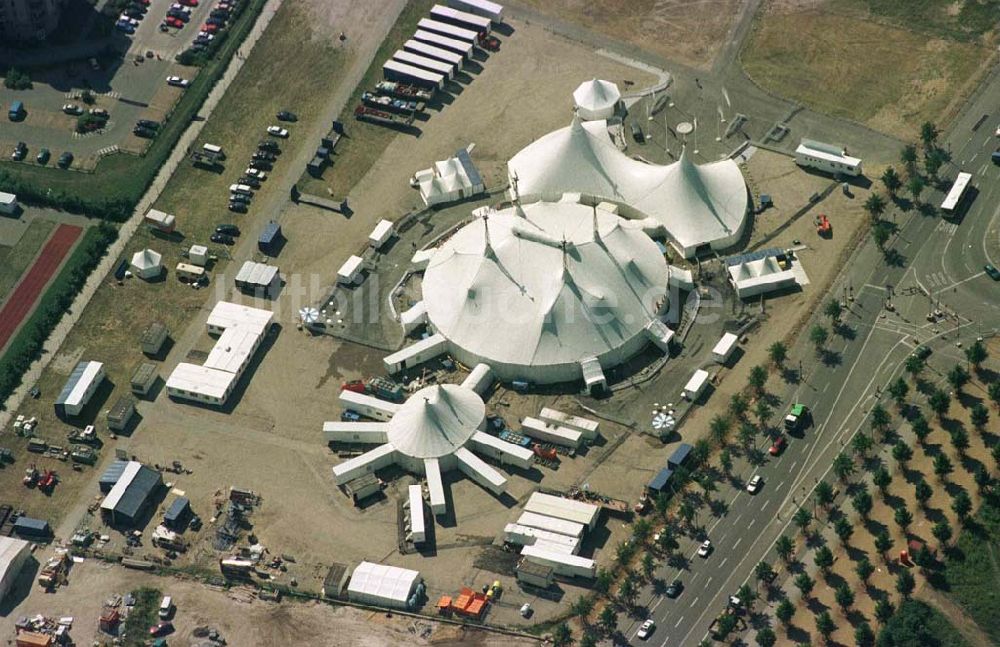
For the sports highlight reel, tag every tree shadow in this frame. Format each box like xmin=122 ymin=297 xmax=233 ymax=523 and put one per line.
xmin=821 ymin=350 xmax=843 ymax=367
xmin=884 ymin=248 xmax=907 ymax=267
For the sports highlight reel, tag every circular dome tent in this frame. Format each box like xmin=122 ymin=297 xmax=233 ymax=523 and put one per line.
xmin=421 ymin=199 xmax=670 ymax=384
xmin=573 ymin=79 xmax=621 ymax=121
xmin=130 ymin=248 xmax=163 ymax=280
xmin=387 ymin=383 xmax=485 ymax=461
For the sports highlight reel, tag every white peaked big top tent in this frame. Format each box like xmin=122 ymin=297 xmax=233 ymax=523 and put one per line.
xmin=412 ymin=199 xmax=670 ymax=384
xmin=130 ymin=248 xmax=163 ymax=280
xmin=328 ymin=377 xmax=534 ymax=516
xmin=507 ymin=116 xmax=749 ymax=257
xmin=572 ymin=79 xmax=621 ymax=121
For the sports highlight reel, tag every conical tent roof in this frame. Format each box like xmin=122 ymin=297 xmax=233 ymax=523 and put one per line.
xmin=573 ymin=79 xmax=620 ymax=118
xmin=386 ymin=384 xmax=484 ymax=459
xmin=130 ymin=248 xmax=162 ymax=271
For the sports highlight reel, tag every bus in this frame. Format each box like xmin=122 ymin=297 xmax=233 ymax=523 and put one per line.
xmin=940 ymin=172 xmax=972 ymax=215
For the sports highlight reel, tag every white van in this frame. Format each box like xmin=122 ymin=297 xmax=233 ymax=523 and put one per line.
xmin=229 ymin=183 xmax=253 ymax=197
xmin=158 ymin=595 xmax=173 ymax=618
xmin=176 ymin=262 xmax=206 ymax=282
xmin=202 ymin=143 xmax=225 ymax=159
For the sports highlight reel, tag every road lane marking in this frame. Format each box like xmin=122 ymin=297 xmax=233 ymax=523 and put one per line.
xmin=761 ymin=499 xmax=771 ymax=510
xmin=721 ymin=557 xmax=729 ymax=567
xmin=675 ymin=616 xmax=685 ymax=628
xmin=748 ymin=517 xmax=756 ymax=528
xmin=690 ymin=596 xmax=700 ymax=608
xmin=706 ymin=576 xmax=713 ymax=587
xmin=790 ymin=461 xmax=798 ymax=471
xmin=733 ymin=537 xmax=742 ymax=550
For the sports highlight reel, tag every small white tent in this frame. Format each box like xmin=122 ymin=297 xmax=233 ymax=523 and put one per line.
xmin=130 ymin=249 xmax=163 ymax=280
xmin=572 ymin=79 xmax=621 ymax=121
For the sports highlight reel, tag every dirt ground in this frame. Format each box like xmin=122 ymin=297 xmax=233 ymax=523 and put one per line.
xmin=0 ymin=560 xmax=539 ymax=647
xmin=509 ymin=0 xmax=745 ymax=70
xmin=742 ymin=1 xmax=993 ymax=139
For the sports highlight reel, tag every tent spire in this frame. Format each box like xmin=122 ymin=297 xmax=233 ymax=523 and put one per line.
xmin=482 ymin=213 xmax=497 ymax=260
xmin=592 ymin=204 xmax=600 ymax=243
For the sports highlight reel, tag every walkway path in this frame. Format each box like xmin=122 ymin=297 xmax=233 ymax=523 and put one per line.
xmin=916 ymin=585 xmax=994 ymax=647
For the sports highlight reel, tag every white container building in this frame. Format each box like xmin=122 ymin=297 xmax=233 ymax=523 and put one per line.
xmin=538 ymin=408 xmax=598 ymax=441
xmin=521 ymin=416 xmax=583 ymax=448
xmin=430 ymin=4 xmax=491 ymax=34
xmin=413 ymin=29 xmax=474 ymax=59
xmin=403 ymin=39 xmax=464 ymax=70
xmin=54 ymin=361 xmax=105 ymax=418
xmin=504 ymin=523 xmax=580 ymax=554
xmin=324 ymin=421 xmax=389 ymax=444
xmin=524 ymin=492 xmax=599 ymax=529
xmin=382 ymin=332 xmax=448 ymax=374
xmin=417 ymin=18 xmax=478 ymax=44
xmin=682 ymin=369 xmax=710 ymax=401
xmin=516 ymin=511 xmax=585 ymax=539
xmin=382 ymin=60 xmax=445 ymax=91
xmin=520 ymin=544 xmax=595 ymax=578
xmin=399 ymin=302 xmax=428 ymax=335
xmin=0 ymin=191 xmax=18 ymax=215
xmin=338 ymin=390 xmax=401 ymax=422
xmin=188 ymin=244 xmax=209 ymax=267
xmin=470 ymin=431 xmax=533 ymax=468
xmin=337 ymin=255 xmax=365 ymax=286
xmin=460 ymin=363 xmax=494 ymax=397
xmin=347 ymin=561 xmax=421 ymax=610
xmin=235 ymin=261 xmax=280 ymax=297
xmin=794 ymin=139 xmax=862 ymax=177
xmin=369 ymin=219 xmax=395 ymax=249
xmin=407 ymin=484 xmax=426 ymax=544
xmin=391 ymin=50 xmax=455 ymax=80
xmin=0 ymin=537 xmax=31 ymax=604
xmin=446 ymin=0 xmax=503 ymax=23
xmin=711 ymin=332 xmax=739 ymax=364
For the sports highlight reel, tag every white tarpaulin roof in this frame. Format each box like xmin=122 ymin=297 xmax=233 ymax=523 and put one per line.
xmin=387 ymin=383 xmax=484 ymax=459
xmin=422 ymin=199 xmax=668 ymax=382
xmin=508 ymin=117 xmax=748 ymax=255
xmin=130 ymin=248 xmax=162 ymax=271
xmin=347 ymin=561 xmax=420 ymax=606
xmin=572 ymin=79 xmax=620 ymax=120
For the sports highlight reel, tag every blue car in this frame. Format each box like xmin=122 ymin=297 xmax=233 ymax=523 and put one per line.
xmin=116 ymin=21 xmax=136 ymax=33
xmin=341 ymin=410 xmax=362 ymax=422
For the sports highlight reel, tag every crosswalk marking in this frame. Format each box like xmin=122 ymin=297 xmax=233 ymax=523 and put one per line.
xmin=924 ymin=271 xmax=948 ymax=288
xmin=935 ymin=221 xmax=958 ymax=236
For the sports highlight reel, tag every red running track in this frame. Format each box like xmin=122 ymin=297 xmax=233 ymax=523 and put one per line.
xmin=0 ymin=223 xmax=83 ymax=352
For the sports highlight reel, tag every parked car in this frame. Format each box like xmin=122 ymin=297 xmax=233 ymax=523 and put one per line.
xmin=133 ymin=126 xmax=156 ymax=138
xmin=62 ymin=103 xmax=83 ymax=115
xmin=746 ymin=475 xmax=763 ymax=494
xmin=257 ymin=139 xmax=279 ymax=152
xmin=165 ymin=16 xmax=184 ymax=28
xmin=210 ymin=233 xmax=234 ymax=245
xmin=249 ymin=159 xmax=272 ymax=171
xmin=266 ymin=126 xmax=289 ymax=138
xmin=206 ymin=17 xmax=225 ymax=26
xmin=137 ymin=119 xmax=160 ymax=129
xmin=665 ymin=579 xmax=683 ymax=598
xmin=36 ymin=148 xmax=50 ymax=164
xmin=178 ymin=0 xmax=198 ymax=5
xmin=637 ymin=619 xmax=655 ymax=640
xmin=251 ymin=150 xmax=275 ymax=161
xmin=245 ymin=168 xmax=266 ymax=180
xmin=276 ymin=110 xmax=297 ymax=122
xmin=57 ymin=151 xmax=74 ymax=168
xmin=115 ymin=20 xmax=136 ymax=33
xmin=169 ymin=3 xmax=192 ymax=11
xmin=89 ymin=107 xmax=109 ymax=118
xmin=985 ymin=264 xmax=1000 ymax=281
xmin=238 ymin=176 xmax=260 ymax=188
xmin=697 ymin=539 xmax=712 ymax=557
xmin=631 ymin=121 xmax=645 ymax=143
xmin=228 ymin=201 xmax=247 ymax=213
xmin=166 ymin=76 xmax=190 ymax=88
xmin=215 ymin=224 xmax=240 ymax=236
xmin=200 ymin=23 xmax=218 ymax=33
xmin=166 ymin=10 xmax=189 ymax=22
xmin=12 ymin=141 xmax=27 ymax=161
xmin=769 ymin=435 xmax=787 ymax=456
xmin=149 ymin=622 xmax=174 ymax=637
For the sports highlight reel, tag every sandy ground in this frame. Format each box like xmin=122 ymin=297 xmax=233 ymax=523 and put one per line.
xmin=0 ymin=560 xmax=539 ymax=647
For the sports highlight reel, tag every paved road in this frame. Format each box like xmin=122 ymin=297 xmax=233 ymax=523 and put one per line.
xmin=619 ymin=55 xmax=1000 ymax=647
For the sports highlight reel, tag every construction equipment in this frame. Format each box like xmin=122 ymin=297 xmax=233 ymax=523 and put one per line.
xmin=478 ymin=34 xmax=500 ymax=51
xmin=37 ymin=553 xmax=70 ymax=590
xmin=23 ymin=464 xmax=39 ymax=487
xmin=340 ymin=376 xmax=404 ymax=402
xmin=815 ymin=214 xmax=831 ymax=237
xmin=37 ymin=470 xmax=57 ymax=492
xmin=532 ymin=444 xmax=557 ymax=462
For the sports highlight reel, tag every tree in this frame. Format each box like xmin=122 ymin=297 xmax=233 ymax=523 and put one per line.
xmin=914 ymin=544 xmax=936 ymax=572
xmin=929 ymin=389 xmax=950 ymax=419
xmin=834 ymin=583 xmax=855 ymax=612
xmin=974 ymin=464 xmax=992 ymax=493
xmin=881 ymin=166 xmax=902 ymax=196
xmin=914 ymin=478 xmax=933 ymax=509
xmin=924 ymin=147 xmax=945 ymax=178
xmin=874 ymin=530 xmax=893 ymax=561
xmin=900 ymin=144 xmax=918 ymax=170
xmin=894 ymin=506 xmax=913 ymax=532
xmin=870 ymin=403 xmax=891 ymax=439
xmin=776 ymin=598 xmax=795 ymax=626
xmin=656 ymin=527 xmax=678 ymax=554
xmin=833 ymin=453 xmax=855 ymax=483
xmin=738 ymin=421 xmax=755 ymax=449
xmin=755 ymin=560 xmax=775 ymax=588
xmin=749 ymin=365 xmax=768 ymax=396
xmin=989 ymin=381 xmax=1000 ymax=410
xmin=794 ymin=572 xmax=814 ymax=598
xmin=809 ymin=324 xmax=828 ymax=352
xmin=920 ymin=121 xmax=939 ymax=149
xmin=855 ymin=620 xmax=875 ymax=646
xmin=815 ymin=610 xmax=836 ymax=641
xmin=896 ymin=569 xmax=915 ymax=598
xmin=579 ymin=632 xmax=597 ymax=647
xmin=755 ymin=400 xmax=773 ymax=433
xmin=952 ymin=490 xmax=972 ymax=522
xmin=571 ymin=595 xmax=595 ymax=618
xmin=679 ymin=500 xmax=698 ymax=526
xmin=911 ymin=415 xmax=931 ymax=446
xmin=855 ymin=557 xmax=875 ymax=585
xmin=776 ymin=535 xmax=795 ymax=563
xmin=709 ymin=415 xmax=731 ymax=447
xmin=615 ymin=541 xmax=636 ymax=565
xmin=815 ymin=481 xmax=835 ymax=510
xmin=873 ymin=466 xmax=892 ymax=497
xmin=729 ymin=392 xmax=749 ymax=419
xmin=756 ymin=627 xmax=777 ymax=647
xmin=834 ymin=516 xmax=854 ymax=545
xmin=892 ymin=440 xmax=913 ymax=466
xmin=965 ymin=340 xmax=987 ymax=369
xmin=641 ymin=552 xmax=655 ymax=579
xmin=904 ymin=354 xmax=925 ymax=379
xmin=824 ymin=299 xmax=843 ymax=322
xmin=863 ymin=193 xmax=886 ymax=221
xmin=852 ymin=432 xmax=873 ymax=459
xmin=553 ymin=623 xmax=572 ymax=647
xmin=633 ymin=517 xmax=652 ymax=543
xmin=719 ymin=448 xmax=733 ymax=475
xmin=933 ymin=452 xmax=953 ymax=480
xmin=852 ymin=490 xmax=873 ymax=519
xmin=793 ymin=507 xmax=812 ymax=537
xmin=875 ymin=598 xmax=895 ymax=625
xmin=971 ymin=404 xmax=989 ymax=433
xmin=736 ymin=583 xmax=755 ymax=613
xmin=947 ymin=364 xmax=970 ymax=394
xmin=768 ymin=341 xmax=788 ymax=368
xmin=814 ymin=545 xmax=834 ymax=574
xmin=949 ymin=427 xmax=969 ymax=456
xmin=888 ymin=377 xmax=909 ymax=408
xmin=873 ymin=222 xmax=891 ymax=250
xmin=994 ymin=443 xmax=1000 ymax=470
xmin=907 ymin=174 xmax=925 ymax=204
xmin=598 ymin=606 xmax=617 ymax=634
xmin=932 ymin=519 xmax=952 ymax=547
xmin=595 ymin=569 xmax=614 ymax=595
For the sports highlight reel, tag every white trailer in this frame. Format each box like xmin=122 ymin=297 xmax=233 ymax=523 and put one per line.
xmin=413 ymin=29 xmax=474 ymax=59
xmin=337 ymin=255 xmax=365 ymax=285
xmin=430 ymin=4 xmax=491 ymax=34
xmin=382 ymin=59 xmax=445 ymax=90
xmin=369 ymin=219 xmax=395 ymax=249
xmin=337 ymin=390 xmax=400 ymax=422
xmin=392 ymin=50 xmax=455 ymax=79
xmin=383 ymin=332 xmax=448 ymax=374
xmin=504 ymin=523 xmax=580 ymax=554
xmin=0 ymin=191 xmax=18 ymax=215
xmin=516 ymin=511 xmax=585 ymax=539
xmin=520 ymin=545 xmax=595 ymax=578
xmin=470 ymin=431 xmax=533 ymax=468
xmin=403 ymin=39 xmax=464 ymax=70
xmin=711 ymin=332 xmax=739 ymax=364
xmin=406 ymin=484 xmax=426 ymax=544
xmin=682 ymin=369 xmax=710 ymax=401
xmin=461 ymin=363 xmax=494 ymax=396
xmin=538 ymin=408 xmax=598 ymax=440
xmin=524 ymin=492 xmax=599 ymax=529
xmin=794 ymin=139 xmax=862 ymax=177
xmin=418 ymin=18 xmax=479 ymax=44
xmin=521 ymin=416 xmax=583 ymax=448
xmin=446 ymin=0 xmax=503 ymax=23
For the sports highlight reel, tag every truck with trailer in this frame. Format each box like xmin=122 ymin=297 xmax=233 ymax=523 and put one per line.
xmin=375 ymin=81 xmax=434 ymax=102
xmin=355 ymin=105 xmax=415 ymax=127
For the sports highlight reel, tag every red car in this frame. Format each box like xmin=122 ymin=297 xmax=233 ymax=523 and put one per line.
xmin=769 ymin=436 xmax=787 ymax=456
xmin=149 ymin=622 xmax=174 ymax=637
xmin=201 ymin=22 xmax=218 ymax=32
xmin=178 ymin=0 xmax=197 ymax=5
xmin=165 ymin=16 xmax=183 ymax=28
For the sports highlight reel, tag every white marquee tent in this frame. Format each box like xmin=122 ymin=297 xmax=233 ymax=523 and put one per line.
xmin=130 ymin=248 xmax=163 ymax=280
xmin=347 ymin=561 xmax=421 ymax=609
xmin=508 ymin=117 xmax=749 ymax=257
xmin=572 ymin=79 xmax=621 ymax=121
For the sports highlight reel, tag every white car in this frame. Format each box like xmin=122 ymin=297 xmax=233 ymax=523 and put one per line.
xmin=170 ymin=3 xmax=192 ymax=11
xmin=62 ymin=103 xmax=83 ymax=115
xmin=746 ymin=475 xmax=763 ymax=494
xmin=637 ymin=619 xmax=655 ymax=640
xmin=166 ymin=76 xmax=190 ymax=88
xmin=267 ymin=125 xmax=289 ymax=138
xmin=245 ymin=168 xmax=266 ymax=180
xmin=697 ymin=539 xmax=712 ymax=558
xmin=995 ymin=124 xmax=1000 ymax=137
xmin=197 ymin=31 xmax=214 ymax=39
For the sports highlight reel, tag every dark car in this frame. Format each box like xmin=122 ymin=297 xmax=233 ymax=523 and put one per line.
xmin=249 ymin=159 xmax=272 ymax=171
xmin=228 ymin=201 xmax=248 ymax=213
xmin=631 ymin=122 xmax=645 ymax=143
xmin=133 ymin=126 xmax=156 ymax=138
xmin=12 ymin=141 xmax=27 ymax=161
xmin=986 ymin=264 xmax=1000 ymax=281
xmin=229 ymin=192 xmax=251 ymax=204
xmin=665 ymin=579 xmax=683 ymax=598
xmin=36 ymin=148 xmax=51 ymax=164
xmin=251 ymin=150 xmax=275 ymax=161
xmin=210 ymin=8 xmax=229 ymax=18
xmin=58 ymin=151 xmax=74 ymax=168
xmin=210 ymin=233 xmax=234 ymax=245
xmin=258 ymin=139 xmax=279 ymax=152
xmin=216 ymin=224 xmax=240 ymax=236
xmin=238 ymin=176 xmax=260 ymax=188
xmin=206 ymin=17 xmax=225 ymax=26
xmin=137 ymin=119 xmax=160 ymax=129
xmin=276 ymin=110 xmax=297 ymax=122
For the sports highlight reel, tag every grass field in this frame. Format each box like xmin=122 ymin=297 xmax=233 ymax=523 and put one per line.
xmin=296 ymin=0 xmax=434 ymax=197
xmin=877 ymin=599 xmax=971 ymax=647
xmin=838 ymin=0 xmax=1000 ymax=42
xmin=742 ymin=1 xmax=994 ymax=138
xmin=942 ymin=495 xmax=1000 ymax=644
xmin=0 ymin=219 xmax=55 ymax=299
